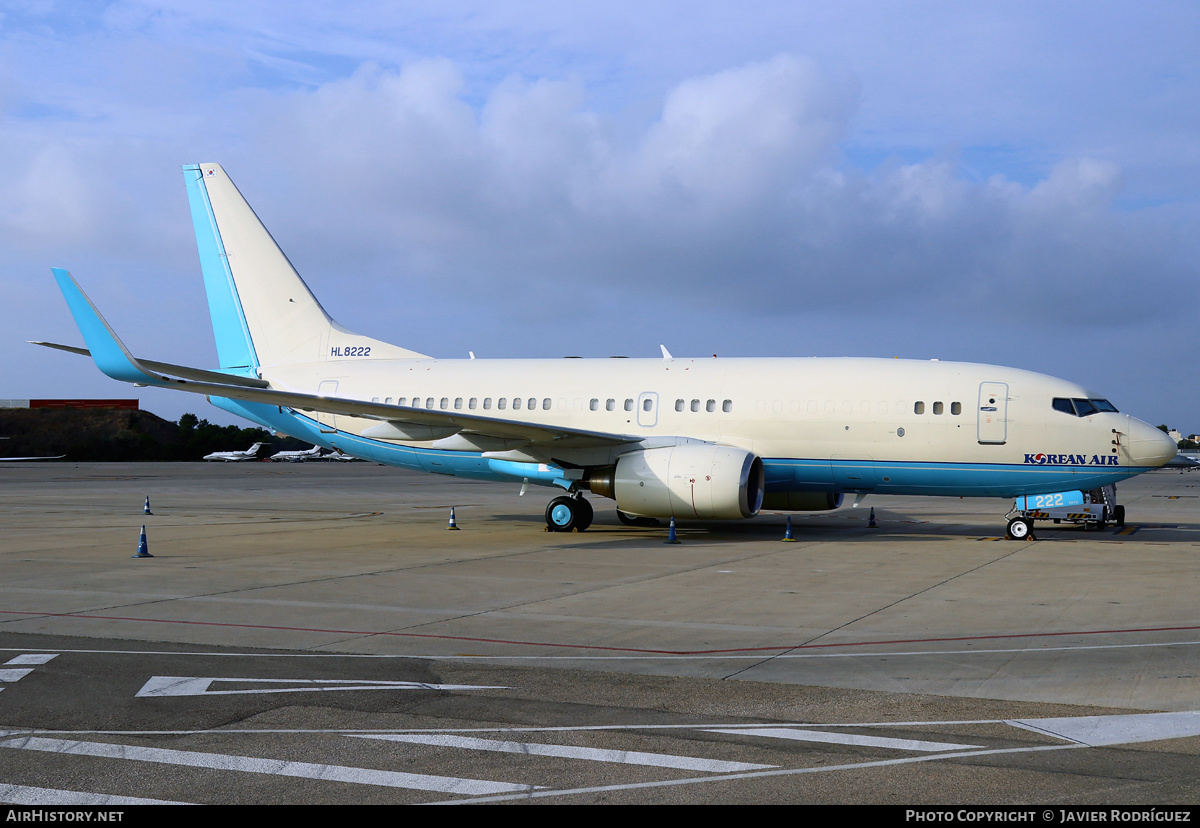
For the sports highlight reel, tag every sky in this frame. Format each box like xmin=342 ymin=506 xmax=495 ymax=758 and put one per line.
xmin=2 ymin=1 xmax=1197 ymax=431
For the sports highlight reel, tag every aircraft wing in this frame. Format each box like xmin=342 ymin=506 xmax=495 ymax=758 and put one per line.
xmin=39 ymin=269 xmax=637 ymax=451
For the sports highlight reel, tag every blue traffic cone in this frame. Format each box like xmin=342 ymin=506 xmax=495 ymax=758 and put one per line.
xmin=664 ymin=516 xmax=681 ymax=544
xmin=132 ymin=525 xmax=153 ymax=558
xmin=447 ymin=506 xmax=461 ymax=530
xmin=143 ymin=496 xmax=153 ymax=516
xmin=868 ymin=507 xmax=879 ymax=528
xmin=782 ymin=516 xmax=797 ymax=541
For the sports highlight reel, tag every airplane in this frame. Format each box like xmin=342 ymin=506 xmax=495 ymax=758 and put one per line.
xmin=0 ymin=438 xmax=65 ymax=461
xmin=37 ymin=163 xmax=1178 ymax=538
xmin=269 ymin=445 xmax=323 ymax=462
xmin=1163 ymin=452 xmax=1200 ymax=472
xmin=202 ymin=442 xmax=265 ymax=462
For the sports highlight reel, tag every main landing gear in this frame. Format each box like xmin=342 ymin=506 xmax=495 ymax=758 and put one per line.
xmin=545 ymin=494 xmax=593 ymax=532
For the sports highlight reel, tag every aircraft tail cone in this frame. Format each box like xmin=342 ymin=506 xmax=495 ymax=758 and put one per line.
xmin=868 ymin=507 xmax=879 ymax=528
xmin=143 ymin=496 xmax=153 ymax=516
xmin=132 ymin=525 xmax=153 ymax=558
xmin=665 ymin=516 xmax=681 ymax=544
xmin=447 ymin=506 xmax=460 ymax=530
xmin=781 ymin=516 xmax=797 ymax=542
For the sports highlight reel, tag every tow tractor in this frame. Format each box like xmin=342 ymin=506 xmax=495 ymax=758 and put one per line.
xmin=1005 ymin=485 xmax=1124 ymax=540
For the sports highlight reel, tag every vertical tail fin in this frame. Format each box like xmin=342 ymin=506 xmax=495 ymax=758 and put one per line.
xmin=183 ymin=164 xmax=426 ymax=370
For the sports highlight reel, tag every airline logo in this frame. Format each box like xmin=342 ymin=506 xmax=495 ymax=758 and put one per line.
xmin=1024 ymin=453 xmax=1119 ymax=466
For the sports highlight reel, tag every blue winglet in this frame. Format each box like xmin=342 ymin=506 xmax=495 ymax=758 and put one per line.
xmin=50 ymin=268 xmax=164 ymax=386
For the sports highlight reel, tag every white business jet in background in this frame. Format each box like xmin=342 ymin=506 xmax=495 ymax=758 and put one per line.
xmin=38 ymin=164 xmax=1177 ymax=537
xmin=202 ymin=442 xmax=265 ymax=462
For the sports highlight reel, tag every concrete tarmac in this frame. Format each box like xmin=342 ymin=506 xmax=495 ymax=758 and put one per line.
xmin=1 ymin=462 xmax=1199 ymax=804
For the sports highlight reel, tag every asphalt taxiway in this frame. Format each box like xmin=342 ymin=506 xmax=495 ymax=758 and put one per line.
xmin=1 ymin=462 xmax=1198 ymax=804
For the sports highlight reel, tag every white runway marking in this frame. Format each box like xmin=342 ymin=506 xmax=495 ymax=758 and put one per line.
xmin=703 ymin=727 xmax=982 ymax=752
xmin=1011 ymin=710 xmax=1200 ymax=746
xmin=3 ymin=654 xmax=57 ymax=665
xmin=0 ymin=737 xmax=539 ymax=796
xmin=357 ymin=733 xmax=775 ymax=772
xmin=135 ymin=676 xmax=507 ymax=697
xmin=0 ymin=783 xmax=189 ymax=805
xmin=0 ymin=670 xmax=33 ymax=682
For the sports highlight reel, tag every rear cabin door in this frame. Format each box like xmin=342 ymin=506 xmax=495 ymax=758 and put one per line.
xmin=317 ymin=380 xmax=339 ymax=433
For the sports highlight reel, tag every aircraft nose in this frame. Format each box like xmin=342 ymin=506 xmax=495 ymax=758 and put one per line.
xmin=1123 ymin=417 xmax=1178 ymax=468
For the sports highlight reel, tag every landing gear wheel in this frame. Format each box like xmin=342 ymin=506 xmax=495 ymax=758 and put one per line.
xmin=546 ymin=496 xmax=579 ymax=532
xmin=1006 ymin=517 xmax=1035 ymax=540
xmin=617 ymin=509 xmax=660 ymax=527
xmin=1114 ymin=505 xmax=1126 ymax=526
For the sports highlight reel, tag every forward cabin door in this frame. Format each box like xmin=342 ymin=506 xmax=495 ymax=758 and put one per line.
xmin=977 ymin=382 xmax=1008 ymax=444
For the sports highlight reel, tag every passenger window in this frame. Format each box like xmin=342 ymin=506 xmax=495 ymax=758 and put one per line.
xmin=543 ymin=398 xmax=552 ymax=410
xmin=454 ymin=397 xmax=463 ymax=410
xmin=914 ymin=402 xmax=925 ymax=414
xmin=933 ymin=401 xmax=943 ymax=415
xmin=722 ymin=400 xmax=732 ymax=413
xmin=483 ymin=398 xmax=492 ymax=410
xmin=590 ymin=399 xmax=599 ymax=411
xmin=528 ymin=397 xmax=537 ymax=410
xmin=439 ymin=397 xmax=448 ymax=410
xmin=469 ymin=398 xmax=477 ymax=410
xmin=706 ymin=400 xmax=715 ymax=412
xmin=513 ymin=398 xmax=522 ymax=410
xmin=951 ymin=401 xmax=961 ymax=415
xmin=675 ymin=399 xmax=685 ymax=412
xmin=497 ymin=398 xmax=506 ymax=410
xmin=691 ymin=399 xmax=700 ymax=412
xmin=371 ymin=397 xmax=379 ymax=403
xmin=384 ymin=397 xmax=392 ymax=405
xmin=643 ymin=398 xmax=653 ymax=412
xmin=425 ymin=397 xmax=435 ymax=409
xmin=398 ymin=397 xmax=407 ymax=407
xmin=624 ymin=399 xmax=634 ymax=411
xmin=606 ymin=399 xmax=615 ymax=411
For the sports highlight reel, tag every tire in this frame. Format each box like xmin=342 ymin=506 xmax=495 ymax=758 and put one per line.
xmin=574 ymin=497 xmax=594 ymax=532
xmin=1114 ymin=505 xmax=1126 ymax=527
xmin=1006 ymin=517 xmax=1033 ymax=540
xmin=546 ymin=496 xmax=578 ymax=532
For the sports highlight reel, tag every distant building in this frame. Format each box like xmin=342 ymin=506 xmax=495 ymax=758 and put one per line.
xmin=0 ymin=399 xmax=139 ymax=410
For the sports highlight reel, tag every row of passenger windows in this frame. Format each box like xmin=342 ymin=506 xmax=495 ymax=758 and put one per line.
xmin=914 ymin=401 xmax=962 ymax=415
xmin=675 ymin=399 xmax=734 ymax=413
xmin=368 ymin=396 xmax=734 ymax=413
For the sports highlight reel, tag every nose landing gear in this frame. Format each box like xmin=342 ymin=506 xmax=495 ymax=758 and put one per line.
xmin=545 ymin=494 xmax=594 ymax=532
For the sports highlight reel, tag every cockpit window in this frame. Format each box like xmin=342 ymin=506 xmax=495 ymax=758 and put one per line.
xmin=1052 ymin=397 xmax=1119 ymax=417
xmin=1073 ymin=398 xmax=1098 ymax=417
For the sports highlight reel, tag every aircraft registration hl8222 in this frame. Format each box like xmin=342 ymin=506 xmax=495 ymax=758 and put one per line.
xmin=38 ymin=164 xmax=1177 ymax=535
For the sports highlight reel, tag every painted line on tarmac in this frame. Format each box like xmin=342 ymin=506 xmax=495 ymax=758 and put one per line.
xmin=0 ymin=737 xmax=539 ymax=796
xmin=5 ymin=610 xmax=1200 ymax=656
xmin=356 ymin=733 xmax=775 ymax=772
xmin=0 ymin=783 xmax=189 ymax=805
xmin=424 ymin=743 xmax=1090 ymax=804
xmin=704 ymin=727 xmax=982 ymax=752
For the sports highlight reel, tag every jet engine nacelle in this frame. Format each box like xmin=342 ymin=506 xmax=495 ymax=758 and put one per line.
xmin=595 ymin=445 xmax=765 ymax=520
